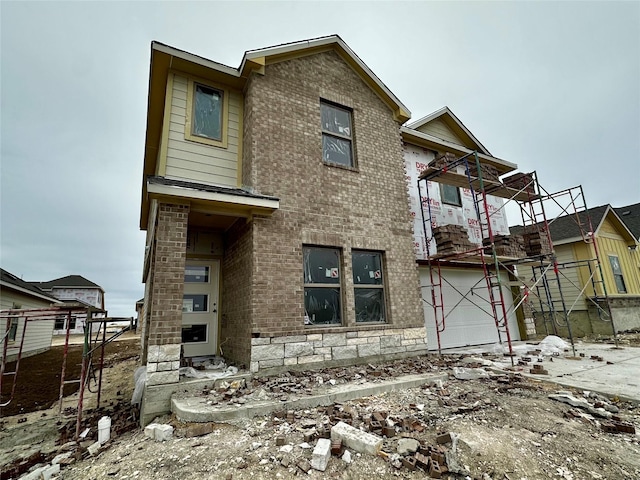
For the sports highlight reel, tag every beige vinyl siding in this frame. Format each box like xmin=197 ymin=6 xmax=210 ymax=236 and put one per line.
xmin=165 ymin=74 xmax=241 ymax=187
xmin=550 ymin=244 xmax=586 ymax=311
xmin=1 ymin=290 xmax=54 ymax=358
xmin=415 ymin=118 xmax=465 ymax=146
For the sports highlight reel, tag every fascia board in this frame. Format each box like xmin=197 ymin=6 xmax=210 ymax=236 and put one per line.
xmin=242 ymin=35 xmax=411 ymax=120
xmin=152 ymin=42 xmax=240 ymax=77
xmin=0 ymin=282 xmax=58 ymax=304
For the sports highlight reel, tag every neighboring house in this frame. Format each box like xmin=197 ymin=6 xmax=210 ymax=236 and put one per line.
xmin=30 ymin=275 xmax=105 ymax=335
xmin=0 ymin=268 xmax=59 ymax=360
xmin=615 ymin=203 xmax=640 ymax=242
xmin=515 ymin=205 xmax=640 ymax=336
xmin=138 ymin=35 xmax=427 ymax=423
xmin=401 ymin=107 xmax=524 ymax=350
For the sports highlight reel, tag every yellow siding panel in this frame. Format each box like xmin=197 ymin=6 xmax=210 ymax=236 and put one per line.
xmin=599 ymin=236 xmax=640 ymax=295
xmin=163 ymin=74 xmax=242 ymax=188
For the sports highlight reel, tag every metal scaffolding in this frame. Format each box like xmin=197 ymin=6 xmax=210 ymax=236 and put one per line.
xmin=416 ymin=151 xmax=617 ymax=358
xmin=1 ymin=305 xmax=133 ymax=439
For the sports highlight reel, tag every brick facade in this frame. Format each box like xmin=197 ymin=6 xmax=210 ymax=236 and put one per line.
xmin=144 ymin=202 xmax=189 ymax=384
xmin=220 ymin=219 xmax=254 ymax=367
xmin=235 ymin=50 xmax=425 ymax=371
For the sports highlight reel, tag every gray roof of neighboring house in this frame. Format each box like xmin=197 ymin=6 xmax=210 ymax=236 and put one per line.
xmin=0 ymin=268 xmax=58 ymax=302
xmin=510 ymin=205 xmax=609 ymax=242
xmin=615 ymin=202 xmax=640 ymax=239
xmin=511 ymin=203 xmax=638 ymax=244
xmin=31 ymin=275 xmax=103 ymax=291
xmin=545 ymin=205 xmax=610 ymax=242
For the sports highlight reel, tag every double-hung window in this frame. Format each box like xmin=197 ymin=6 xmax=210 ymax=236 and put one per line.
xmin=321 ymin=101 xmax=354 ymax=167
xmin=608 ymin=255 xmax=627 ymax=293
xmin=352 ymin=251 xmax=386 ymax=323
xmin=303 ymin=247 xmax=342 ymax=325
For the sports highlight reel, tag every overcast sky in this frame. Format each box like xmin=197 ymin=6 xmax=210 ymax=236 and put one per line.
xmin=1 ymin=1 xmax=638 ymax=317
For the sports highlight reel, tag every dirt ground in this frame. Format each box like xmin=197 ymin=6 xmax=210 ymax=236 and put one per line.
xmin=2 ymin=335 xmax=640 ymax=480
xmin=0 ymin=338 xmax=139 ymax=417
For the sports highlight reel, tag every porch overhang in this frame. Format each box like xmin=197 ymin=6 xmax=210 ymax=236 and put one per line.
xmin=145 ymin=176 xmax=280 ymax=221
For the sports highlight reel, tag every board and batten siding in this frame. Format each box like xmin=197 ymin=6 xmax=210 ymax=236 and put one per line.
xmin=164 ymin=74 xmax=242 ymax=188
xmin=1 ymin=290 xmax=54 ymax=359
xmin=415 ymin=118 xmax=465 ymax=146
xmin=596 ymin=217 xmax=640 ymax=295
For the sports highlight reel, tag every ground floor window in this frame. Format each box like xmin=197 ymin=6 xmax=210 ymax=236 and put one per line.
xmin=54 ymin=316 xmax=65 ymax=330
xmin=8 ymin=318 xmax=18 ymax=342
xmin=352 ymin=251 xmax=386 ymax=323
xmin=303 ymin=246 xmax=342 ymax=325
xmin=608 ymin=255 xmax=627 ymax=293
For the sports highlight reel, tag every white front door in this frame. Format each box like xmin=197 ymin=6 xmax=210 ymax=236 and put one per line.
xmin=182 ymin=260 xmax=219 ymax=357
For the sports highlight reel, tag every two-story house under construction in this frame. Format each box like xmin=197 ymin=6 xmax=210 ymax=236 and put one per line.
xmin=138 ymin=36 xmax=433 ymax=421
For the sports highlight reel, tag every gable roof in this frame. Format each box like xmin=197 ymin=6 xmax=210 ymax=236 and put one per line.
xmin=406 ymin=106 xmax=491 ymax=155
xmin=0 ymin=268 xmax=58 ymax=304
xmin=615 ymin=202 xmax=640 ymax=239
xmin=31 ymin=275 xmax=104 ymax=292
xmin=511 ymin=204 xmax=637 ymax=245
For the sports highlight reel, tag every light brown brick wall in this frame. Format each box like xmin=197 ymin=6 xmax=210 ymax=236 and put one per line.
xmin=243 ymin=50 xmax=423 ymax=339
xmin=220 ymin=219 xmax=254 ymax=367
xmin=147 ymin=202 xmax=189 ymax=346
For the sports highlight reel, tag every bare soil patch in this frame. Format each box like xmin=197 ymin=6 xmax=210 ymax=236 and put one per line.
xmin=1 ymin=339 xmax=139 ymax=417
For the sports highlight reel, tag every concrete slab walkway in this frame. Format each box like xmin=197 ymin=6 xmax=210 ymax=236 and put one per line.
xmin=444 ymin=340 xmax=640 ymax=403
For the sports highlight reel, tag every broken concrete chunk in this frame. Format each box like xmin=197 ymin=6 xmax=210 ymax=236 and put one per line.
xmin=452 ymin=367 xmax=490 ymax=380
xmin=342 ymin=450 xmax=352 ymax=463
xmin=548 ymin=394 xmax=591 ymax=409
xmin=87 ymin=441 xmax=102 ymax=456
xmin=397 ymin=438 xmax=420 ymax=455
xmin=311 ymin=438 xmax=332 ymax=471
xmin=331 ymin=421 xmax=382 ymax=455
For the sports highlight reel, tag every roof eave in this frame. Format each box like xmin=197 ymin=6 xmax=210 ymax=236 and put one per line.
xmin=401 ymin=127 xmax=517 ymax=174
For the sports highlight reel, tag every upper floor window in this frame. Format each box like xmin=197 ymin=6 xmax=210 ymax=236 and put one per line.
xmin=608 ymin=255 xmax=627 ymax=293
xmin=185 ymin=79 xmax=228 ymax=148
xmin=321 ymin=101 xmax=354 ymax=167
xmin=193 ymin=83 xmax=223 ymax=141
xmin=440 ymin=183 xmax=462 ymax=207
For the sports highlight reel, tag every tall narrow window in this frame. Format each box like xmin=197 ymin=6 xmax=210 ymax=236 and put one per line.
xmin=440 ymin=183 xmax=462 ymax=206
xmin=193 ymin=83 xmax=223 ymax=141
xmin=303 ymin=247 xmax=342 ymax=325
xmin=608 ymin=255 xmax=627 ymax=293
xmin=352 ymin=251 xmax=386 ymax=323
xmin=8 ymin=318 xmax=18 ymax=342
xmin=321 ymin=101 xmax=353 ymax=167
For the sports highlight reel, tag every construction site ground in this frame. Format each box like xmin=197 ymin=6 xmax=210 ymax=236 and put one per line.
xmin=1 ymin=332 xmax=639 ymax=480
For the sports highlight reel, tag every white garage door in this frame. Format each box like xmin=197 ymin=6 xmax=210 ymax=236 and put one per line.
xmin=420 ymin=267 xmax=520 ymax=350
